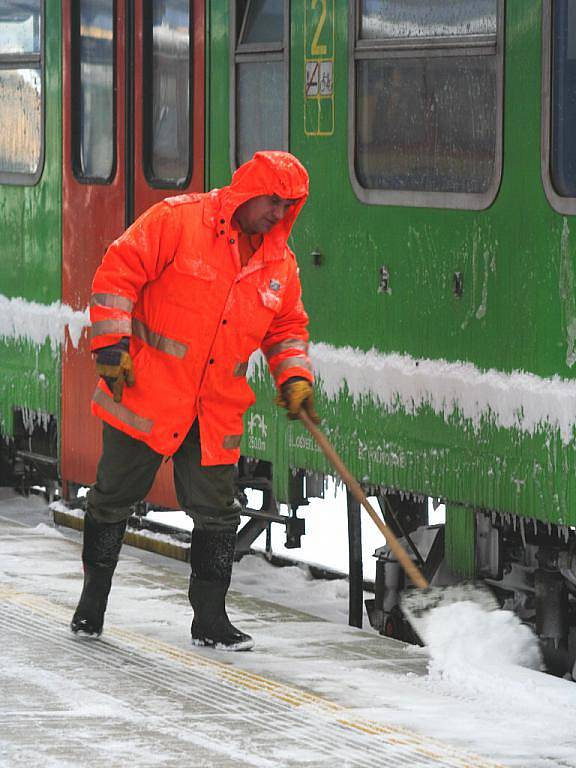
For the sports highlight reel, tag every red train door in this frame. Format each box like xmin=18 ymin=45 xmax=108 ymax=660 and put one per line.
xmin=62 ymin=0 xmax=205 ymax=505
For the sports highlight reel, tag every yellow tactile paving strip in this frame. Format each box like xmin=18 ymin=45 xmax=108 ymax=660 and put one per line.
xmin=0 ymin=586 xmax=505 ymax=768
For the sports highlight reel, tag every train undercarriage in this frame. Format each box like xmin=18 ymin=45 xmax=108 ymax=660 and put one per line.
xmin=366 ymin=501 xmax=576 ymax=680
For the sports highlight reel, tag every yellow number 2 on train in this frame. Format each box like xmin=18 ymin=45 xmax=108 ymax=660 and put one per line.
xmin=311 ymin=0 xmax=328 ymax=56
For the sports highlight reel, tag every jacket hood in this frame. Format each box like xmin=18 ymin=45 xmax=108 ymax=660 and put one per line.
xmin=217 ymin=151 xmax=309 ymax=249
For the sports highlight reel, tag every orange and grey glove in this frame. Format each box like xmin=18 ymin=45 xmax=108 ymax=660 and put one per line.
xmin=95 ymin=337 xmax=135 ymax=403
xmin=276 ymin=377 xmax=320 ymax=424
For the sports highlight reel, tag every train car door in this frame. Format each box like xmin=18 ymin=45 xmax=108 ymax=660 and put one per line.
xmin=62 ymin=0 xmax=204 ymax=505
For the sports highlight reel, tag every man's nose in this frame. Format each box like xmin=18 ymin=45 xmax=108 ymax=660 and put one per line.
xmin=273 ymin=204 xmax=289 ymax=221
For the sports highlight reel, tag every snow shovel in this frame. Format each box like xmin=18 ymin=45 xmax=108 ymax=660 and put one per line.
xmin=297 ymin=410 xmax=499 ymax=643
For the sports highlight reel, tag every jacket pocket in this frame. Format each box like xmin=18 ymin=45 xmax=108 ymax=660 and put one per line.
xmin=161 ymin=257 xmax=217 ymax=312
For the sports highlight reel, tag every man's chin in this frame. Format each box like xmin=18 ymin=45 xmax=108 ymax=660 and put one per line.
xmin=247 ymin=220 xmax=275 ymax=234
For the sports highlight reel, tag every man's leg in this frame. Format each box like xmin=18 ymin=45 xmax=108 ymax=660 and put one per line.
xmin=173 ymin=421 xmax=253 ymax=651
xmin=71 ymin=423 xmax=164 ymax=638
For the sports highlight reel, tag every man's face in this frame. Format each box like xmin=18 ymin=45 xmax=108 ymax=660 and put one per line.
xmin=233 ymin=194 xmax=298 ymax=235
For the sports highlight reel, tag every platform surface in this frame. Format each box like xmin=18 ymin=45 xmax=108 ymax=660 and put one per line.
xmin=1 ymin=490 xmax=575 ymax=768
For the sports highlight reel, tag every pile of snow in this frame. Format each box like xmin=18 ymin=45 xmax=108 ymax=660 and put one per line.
xmin=425 ymin=601 xmax=542 ymax=695
xmin=424 ymin=601 xmax=548 ymax=702
xmin=30 ymin=523 xmax=66 ymax=539
xmin=412 ymin=601 xmax=576 ymax=766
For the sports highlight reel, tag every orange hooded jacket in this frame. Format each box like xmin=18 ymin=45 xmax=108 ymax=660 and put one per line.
xmin=89 ymin=151 xmax=314 ymax=465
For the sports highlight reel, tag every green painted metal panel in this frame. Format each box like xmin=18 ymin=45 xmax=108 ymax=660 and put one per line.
xmin=445 ymin=505 xmax=476 ymax=578
xmin=205 ymin=1 xmax=230 ymax=192
xmin=0 ymin=1 xmax=62 ymax=437
xmin=209 ymin=0 xmax=576 ymax=525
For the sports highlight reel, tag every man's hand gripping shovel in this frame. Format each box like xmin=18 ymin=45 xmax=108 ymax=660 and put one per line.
xmin=297 ymin=409 xmax=498 ymax=644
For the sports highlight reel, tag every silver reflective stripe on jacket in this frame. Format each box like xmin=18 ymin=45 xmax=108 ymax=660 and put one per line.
xmin=265 ymin=338 xmax=308 ymax=360
xmin=91 ymin=293 xmax=134 ymax=313
xmin=91 ymin=318 xmax=132 ymax=340
xmin=132 ymin=318 xmax=188 ymax=359
xmin=93 ymin=388 xmax=154 ymax=434
xmin=222 ymin=434 xmax=242 ymax=449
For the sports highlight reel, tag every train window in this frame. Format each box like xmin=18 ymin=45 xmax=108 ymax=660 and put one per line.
xmin=241 ymin=0 xmax=284 ymax=44
xmin=542 ymin=0 xmax=576 ymax=214
xmin=143 ymin=0 xmax=192 ymax=187
xmin=72 ymin=0 xmax=115 ymax=183
xmin=350 ymin=0 xmax=504 ymax=209
xmin=0 ymin=0 xmax=43 ymax=183
xmin=232 ymin=0 xmax=289 ymax=168
xmin=0 ymin=2 xmax=40 ymax=53
xmin=359 ymin=1 xmax=497 ymax=40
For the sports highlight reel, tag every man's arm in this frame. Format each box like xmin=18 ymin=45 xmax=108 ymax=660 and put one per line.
xmin=90 ymin=201 xmax=181 ymax=352
xmin=261 ymin=265 xmax=313 ymax=388
xmin=261 ymin=260 xmax=319 ymax=423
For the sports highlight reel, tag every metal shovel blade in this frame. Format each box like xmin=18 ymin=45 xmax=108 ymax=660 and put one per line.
xmin=400 ymin=582 xmax=500 ymax=645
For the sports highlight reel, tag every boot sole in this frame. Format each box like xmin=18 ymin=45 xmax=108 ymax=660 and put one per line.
xmin=71 ymin=630 xmax=102 ymax=640
xmin=70 ymin=622 xmax=102 ymax=640
xmin=191 ymin=636 xmax=254 ymax=652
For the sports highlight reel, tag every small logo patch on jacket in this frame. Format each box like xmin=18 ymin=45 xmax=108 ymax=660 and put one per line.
xmin=269 ymin=279 xmax=281 ymax=291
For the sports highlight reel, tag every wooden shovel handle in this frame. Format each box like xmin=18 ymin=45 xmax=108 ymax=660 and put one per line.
xmin=298 ymin=410 xmax=429 ymax=589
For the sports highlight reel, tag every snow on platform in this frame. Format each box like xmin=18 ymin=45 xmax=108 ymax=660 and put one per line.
xmin=1 ymin=491 xmax=575 ymax=767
